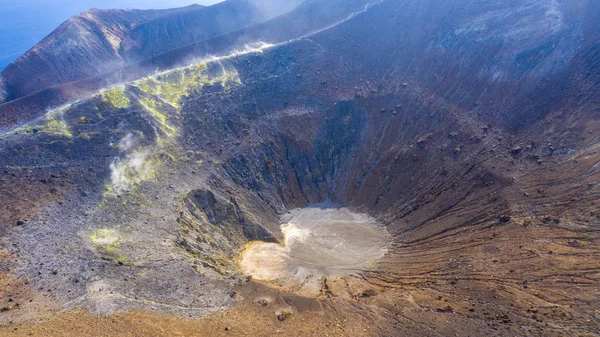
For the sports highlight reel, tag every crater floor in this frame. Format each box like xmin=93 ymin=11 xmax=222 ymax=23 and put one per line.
xmin=239 ymin=206 xmax=391 ymax=294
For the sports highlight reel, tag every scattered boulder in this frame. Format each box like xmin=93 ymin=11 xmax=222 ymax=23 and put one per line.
xmin=436 ymin=306 xmax=454 ymax=313
xmin=277 ymin=311 xmax=292 ymax=322
xmin=257 ymin=298 xmax=270 ymax=307
xmin=498 ymin=215 xmax=511 ymax=224
xmin=361 ymin=289 xmax=377 ymax=298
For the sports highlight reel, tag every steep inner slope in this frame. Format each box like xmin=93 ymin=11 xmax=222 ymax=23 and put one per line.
xmin=0 ymin=0 xmax=599 ymax=336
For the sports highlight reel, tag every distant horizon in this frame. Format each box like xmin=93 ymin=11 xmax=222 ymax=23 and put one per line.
xmin=0 ymin=0 xmax=225 ymax=71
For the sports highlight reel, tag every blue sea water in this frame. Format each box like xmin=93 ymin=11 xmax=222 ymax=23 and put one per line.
xmin=0 ymin=0 xmax=222 ymax=70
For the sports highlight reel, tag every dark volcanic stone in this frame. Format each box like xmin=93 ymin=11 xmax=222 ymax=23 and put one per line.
xmin=361 ymin=289 xmax=377 ymax=297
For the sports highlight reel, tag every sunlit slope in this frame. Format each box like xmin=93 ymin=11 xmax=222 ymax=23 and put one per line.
xmin=0 ymin=0 xmax=376 ymax=129
xmin=0 ymin=0 xmax=301 ymax=104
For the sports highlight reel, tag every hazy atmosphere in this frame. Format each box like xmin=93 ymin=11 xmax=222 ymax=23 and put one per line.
xmin=0 ymin=0 xmax=223 ymax=70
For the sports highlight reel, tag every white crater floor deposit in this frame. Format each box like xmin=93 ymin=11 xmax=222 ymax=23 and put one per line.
xmin=239 ymin=206 xmax=391 ymax=293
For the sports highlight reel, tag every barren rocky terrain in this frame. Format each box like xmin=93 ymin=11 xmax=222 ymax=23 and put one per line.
xmin=0 ymin=0 xmax=302 ymax=104
xmin=0 ymin=0 xmax=599 ymax=336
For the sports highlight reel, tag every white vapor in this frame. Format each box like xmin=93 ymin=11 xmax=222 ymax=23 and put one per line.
xmin=109 ymin=133 xmax=152 ymax=195
xmin=248 ymin=0 xmax=303 ymax=19
xmin=0 ymin=76 xmax=6 ymax=103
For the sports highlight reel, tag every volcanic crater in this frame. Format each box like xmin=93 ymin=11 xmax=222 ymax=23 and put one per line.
xmin=0 ymin=0 xmax=599 ymax=336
